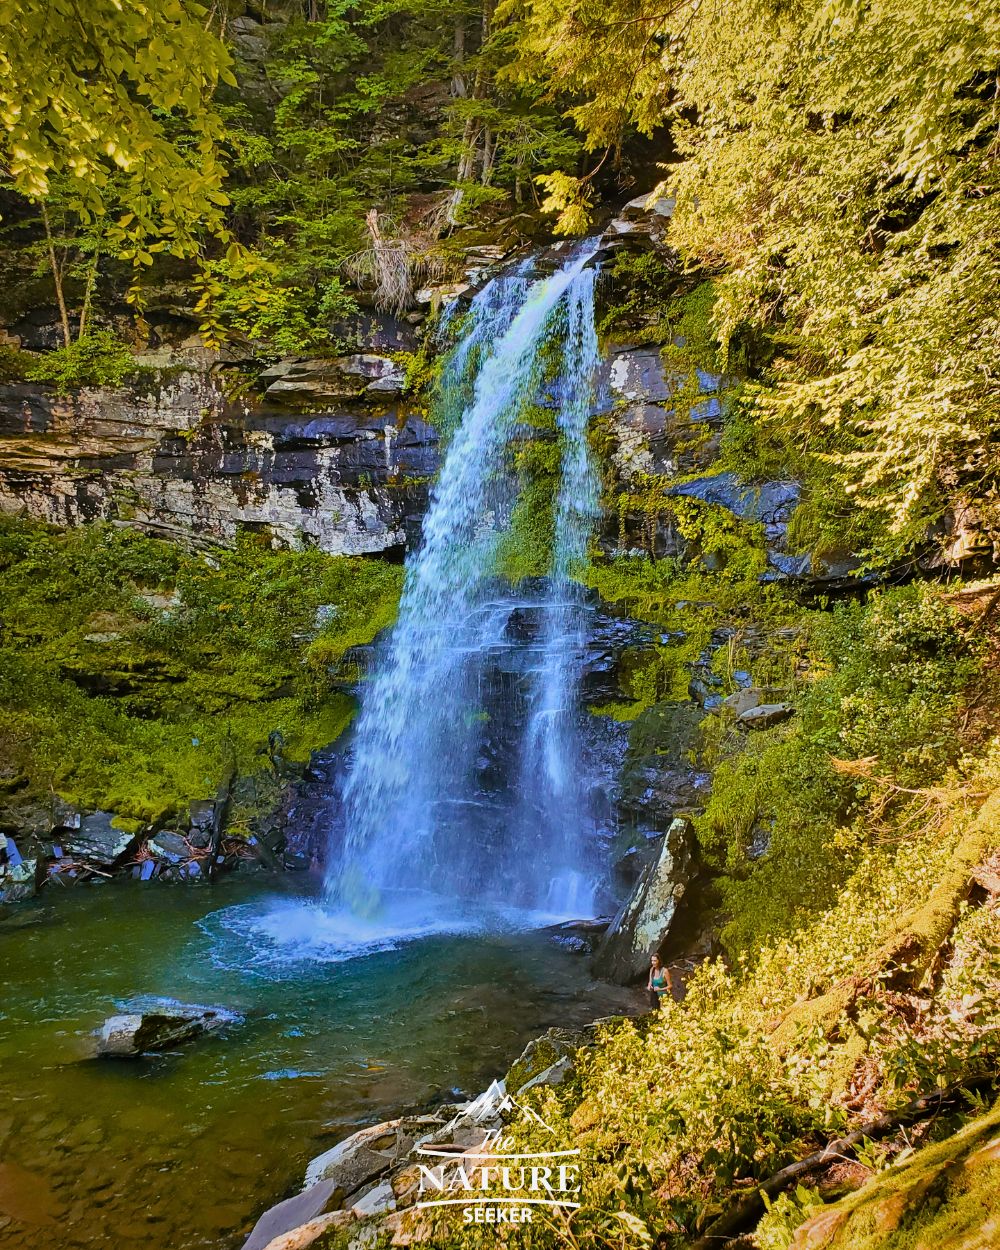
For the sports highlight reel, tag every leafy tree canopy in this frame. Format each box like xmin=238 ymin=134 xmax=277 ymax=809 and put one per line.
xmin=504 ymin=0 xmax=1000 ymax=543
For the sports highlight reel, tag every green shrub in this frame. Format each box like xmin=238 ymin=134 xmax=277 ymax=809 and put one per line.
xmin=26 ymin=330 xmax=140 ymax=394
xmin=697 ymin=584 xmax=979 ymax=955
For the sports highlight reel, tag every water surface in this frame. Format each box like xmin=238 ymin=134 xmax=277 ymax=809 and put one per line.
xmin=0 ymin=877 xmax=637 ymax=1249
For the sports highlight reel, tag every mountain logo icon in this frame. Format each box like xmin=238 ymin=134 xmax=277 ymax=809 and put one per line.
xmin=414 ymin=1078 xmax=582 ymax=1220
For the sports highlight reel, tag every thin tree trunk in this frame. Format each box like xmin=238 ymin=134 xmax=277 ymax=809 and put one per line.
xmin=78 ymin=248 xmax=99 ymax=341
xmin=480 ymin=126 xmax=495 ymax=185
xmin=41 ymin=204 xmax=72 ymax=347
xmin=447 ymin=0 xmax=494 ymax=225
xmin=452 ymin=17 xmax=467 ymax=98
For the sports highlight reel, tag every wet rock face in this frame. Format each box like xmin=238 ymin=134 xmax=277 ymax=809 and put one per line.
xmin=0 ymin=355 xmax=439 ymax=556
xmin=592 ymin=817 xmax=694 ymax=983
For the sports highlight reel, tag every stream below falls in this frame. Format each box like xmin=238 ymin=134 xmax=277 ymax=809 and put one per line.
xmin=0 ymin=877 xmax=640 ymax=1249
xmin=0 ymin=242 xmax=639 ymax=1250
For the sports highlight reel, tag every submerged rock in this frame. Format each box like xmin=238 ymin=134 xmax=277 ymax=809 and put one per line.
xmin=94 ymin=998 xmax=243 ymax=1058
xmin=242 ymin=1182 xmax=349 ymax=1250
xmin=592 ymin=817 xmax=694 ymax=983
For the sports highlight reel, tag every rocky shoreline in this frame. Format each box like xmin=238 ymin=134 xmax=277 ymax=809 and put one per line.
xmin=239 ymin=1011 xmax=644 ymax=1250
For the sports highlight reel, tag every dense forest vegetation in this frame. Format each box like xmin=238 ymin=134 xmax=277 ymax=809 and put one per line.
xmin=3 ymin=3 xmax=1000 ymax=1250
xmin=3 ymin=0 xmax=999 ymax=556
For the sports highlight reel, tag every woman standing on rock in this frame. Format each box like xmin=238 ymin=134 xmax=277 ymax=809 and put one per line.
xmin=647 ymin=954 xmax=673 ymax=1009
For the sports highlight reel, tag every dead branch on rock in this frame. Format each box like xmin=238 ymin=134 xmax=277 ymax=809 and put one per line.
xmin=684 ymin=1076 xmax=996 ymax=1250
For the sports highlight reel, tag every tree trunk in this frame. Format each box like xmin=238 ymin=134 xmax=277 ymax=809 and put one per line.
xmin=41 ymin=204 xmax=72 ymax=348
xmin=78 ymin=248 xmax=99 ymax=341
xmin=447 ymin=0 xmax=494 ymax=225
xmin=452 ymin=17 xmax=467 ymax=98
xmin=480 ymin=126 xmax=495 ymax=185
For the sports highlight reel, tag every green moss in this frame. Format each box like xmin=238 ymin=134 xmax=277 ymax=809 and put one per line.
xmin=597 ymin=251 xmax=683 ymax=343
xmin=25 ymin=330 xmax=146 ymax=394
xmin=775 ymin=1103 xmax=1000 ymax=1250
xmin=0 ymin=518 xmax=403 ymax=821
xmin=0 ymin=342 xmax=30 ymax=382
xmin=495 ymin=435 xmax=560 ymax=583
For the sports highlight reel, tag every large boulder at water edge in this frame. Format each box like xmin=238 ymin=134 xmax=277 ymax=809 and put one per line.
xmin=94 ymin=997 xmax=243 ymax=1058
xmin=61 ymin=811 xmax=141 ymax=868
xmin=592 ymin=816 xmax=694 ymax=983
xmin=244 ymin=1113 xmax=448 ymax=1250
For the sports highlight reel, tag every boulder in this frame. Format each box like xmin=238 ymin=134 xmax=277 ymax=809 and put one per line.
xmin=543 ymin=917 xmax=611 ymax=955
xmin=737 ymin=702 xmax=795 ymax=729
xmin=258 ymin=1212 xmax=353 ymax=1250
xmin=722 ymin=686 xmax=762 ymax=717
xmin=505 ymin=1028 xmax=588 ymax=1096
xmin=351 ymin=1180 xmax=396 ymax=1217
xmin=621 ymin=192 xmax=676 ymax=223
xmin=605 ymin=192 xmax=676 ymax=240
xmin=592 ymin=817 xmax=694 ymax=983
xmin=0 ymin=842 xmax=41 ymax=903
xmin=304 ymin=1119 xmax=415 ymax=1191
xmin=188 ymin=800 xmax=216 ymax=832
xmin=147 ymin=831 xmax=192 ymax=863
xmin=94 ymin=998 xmax=243 ymax=1058
xmin=62 ymin=812 xmax=139 ymax=868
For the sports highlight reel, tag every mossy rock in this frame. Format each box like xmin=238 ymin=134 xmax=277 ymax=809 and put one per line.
xmin=789 ymin=1103 xmax=1000 ymax=1249
xmin=504 ymin=1027 xmax=587 ymax=1095
xmin=627 ymin=700 xmax=704 ymax=762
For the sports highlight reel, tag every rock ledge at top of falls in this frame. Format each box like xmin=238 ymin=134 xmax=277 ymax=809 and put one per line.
xmin=605 ymin=191 xmax=677 ymax=241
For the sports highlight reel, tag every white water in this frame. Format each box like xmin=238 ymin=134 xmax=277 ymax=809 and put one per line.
xmin=325 ymin=241 xmax=604 ymax=929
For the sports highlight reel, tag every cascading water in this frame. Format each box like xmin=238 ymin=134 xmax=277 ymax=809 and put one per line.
xmin=326 ymin=240 xmax=603 ymax=924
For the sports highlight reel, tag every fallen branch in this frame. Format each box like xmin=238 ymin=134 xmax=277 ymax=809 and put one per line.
xmin=685 ymin=1077 xmax=995 ymax=1249
xmin=207 ymin=762 xmax=237 ymax=881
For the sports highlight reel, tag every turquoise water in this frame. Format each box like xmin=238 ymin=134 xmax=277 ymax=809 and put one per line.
xmin=0 ymin=878 xmax=636 ymax=1249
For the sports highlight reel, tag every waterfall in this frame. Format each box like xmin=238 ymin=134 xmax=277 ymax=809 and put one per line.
xmin=326 ymin=241 xmax=602 ymax=922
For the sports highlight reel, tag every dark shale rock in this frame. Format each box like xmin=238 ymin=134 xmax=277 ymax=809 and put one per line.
xmin=62 ymin=812 xmax=139 ymax=868
xmin=668 ymin=472 xmax=800 ymax=526
xmin=146 ymin=831 xmax=192 ymax=863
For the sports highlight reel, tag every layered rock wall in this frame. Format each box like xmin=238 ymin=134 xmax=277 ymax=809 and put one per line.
xmin=0 ymin=353 xmax=438 ymax=555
